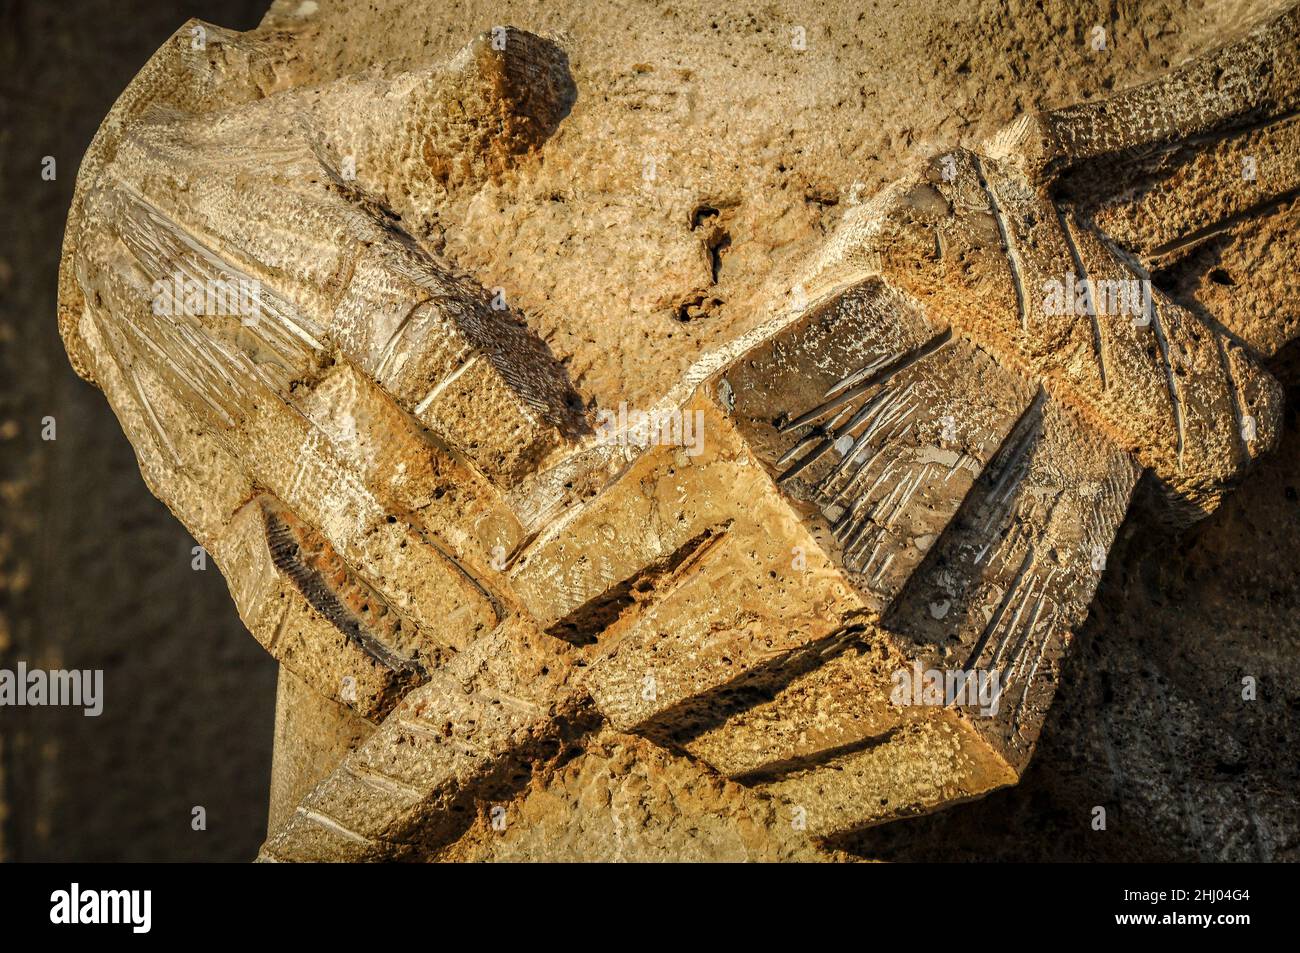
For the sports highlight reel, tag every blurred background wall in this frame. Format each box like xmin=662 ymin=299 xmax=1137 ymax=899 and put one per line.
xmin=0 ymin=0 xmax=276 ymax=862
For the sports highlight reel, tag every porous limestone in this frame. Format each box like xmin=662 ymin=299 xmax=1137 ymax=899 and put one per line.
xmin=56 ymin=0 xmax=1300 ymax=860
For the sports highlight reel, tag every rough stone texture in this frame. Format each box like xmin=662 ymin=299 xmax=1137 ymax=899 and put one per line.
xmin=440 ymin=731 xmax=837 ymax=862
xmin=56 ymin=0 xmax=1300 ymax=861
xmin=268 ymin=666 xmax=373 ymax=834
xmin=9 ymin=0 xmax=1298 ymax=860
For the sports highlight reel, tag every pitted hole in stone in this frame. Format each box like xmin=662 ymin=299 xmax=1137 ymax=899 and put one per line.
xmin=675 ymin=294 xmax=724 ymax=323
xmin=689 ymin=203 xmax=732 ymax=285
xmin=690 ymin=204 xmax=720 ymax=229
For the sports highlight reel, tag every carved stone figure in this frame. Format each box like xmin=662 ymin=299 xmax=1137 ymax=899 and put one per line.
xmin=58 ymin=0 xmax=1300 ymax=860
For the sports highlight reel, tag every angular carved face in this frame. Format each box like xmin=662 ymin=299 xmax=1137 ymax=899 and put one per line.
xmin=58 ymin=1 xmax=1299 ymax=858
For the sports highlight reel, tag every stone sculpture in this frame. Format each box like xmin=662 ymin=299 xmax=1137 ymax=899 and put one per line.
xmin=57 ymin=0 xmax=1299 ymax=860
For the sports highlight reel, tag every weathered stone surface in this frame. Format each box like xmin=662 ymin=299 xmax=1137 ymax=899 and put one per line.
xmin=54 ymin=0 xmax=1300 ymax=860
xmin=268 ymin=666 xmax=375 ymax=834
xmin=441 ymin=731 xmax=837 ymax=862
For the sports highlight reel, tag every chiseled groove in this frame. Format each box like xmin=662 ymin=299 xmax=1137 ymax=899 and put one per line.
xmin=126 ymin=364 xmax=183 ymax=465
xmin=827 ymin=419 xmax=910 ymax=511
xmin=1147 ymin=185 xmax=1300 ymax=260
xmin=982 ymin=575 xmax=1038 ymax=677
xmin=815 ymin=388 xmax=914 ymax=500
xmin=775 ymin=406 xmax=853 ymax=469
xmin=730 ymin=726 xmax=902 ymax=785
xmin=775 ymin=429 xmax=839 ymax=485
xmin=420 ymin=530 xmax=505 ymax=626
xmin=344 ymin=763 xmax=425 ymax=802
xmin=779 ymin=338 xmax=946 ymax=492
xmin=843 ymin=473 xmax=907 ymax=555
xmin=115 ymin=309 xmax=239 ymax=427
xmin=121 ymin=191 xmax=325 ymax=351
xmin=846 ymin=464 xmax=923 ymax=565
xmin=1181 ymin=107 xmax=1300 ymax=150
xmin=971 ymin=154 xmax=1028 ymax=330
xmin=990 ymin=572 xmax=1045 ymax=679
xmin=977 ymin=389 xmax=1046 ymax=532
xmin=833 ymin=461 xmax=894 ymax=537
xmin=870 ymin=552 xmax=896 ymax=586
xmin=95 ymin=304 xmax=184 ymax=466
xmin=961 ymin=546 xmax=1037 ymax=672
xmin=261 ymin=505 xmax=424 ymax=677
xmin=1146 ymin=296 xmax=1187 ymax=467
xmin=825 ymin=351 xmax=894 ymax=399
xmin=376 ymin=295 xmax=432 ymax=379
xmin=884 ymin=464 xmax=929 ymax=531
xmin=777 ymin=329 xmax=951 ymax=435
xmin=1055 ymin=204 xmax=1109 ymax=389
xmin=297 ymin=807 xmax=376 ymax=846
xmin=1106 ymin=239 xmax=1187 ymax=466
xmin=1009 ymin=632 xmax=1053 ymax=735
xmin=1002 ymin=585 xmax=1051 ymax=691
xmin=265 ymin=599 xmax=292 ymax=657
xmin=1008 ymin=456 xmax=1134 ymax=732
xmin=843 ymin=515 xmax=882 ymax=566
xmin=775 ymin=430 xmax=825 ymax=469
xmin=390 ymin=715 xmax=492 ymax=757
xmin=1216 ymin=336 xmax=1251 ymax=463
xmin=414 ymin=353 xmax=481 ymax=415
xmin=846 ymin=465 xmax=929 ymax=580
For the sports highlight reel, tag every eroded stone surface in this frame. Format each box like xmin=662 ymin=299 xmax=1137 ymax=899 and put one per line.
xmin=56 ymin=0 xmax=1300 ymax=860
